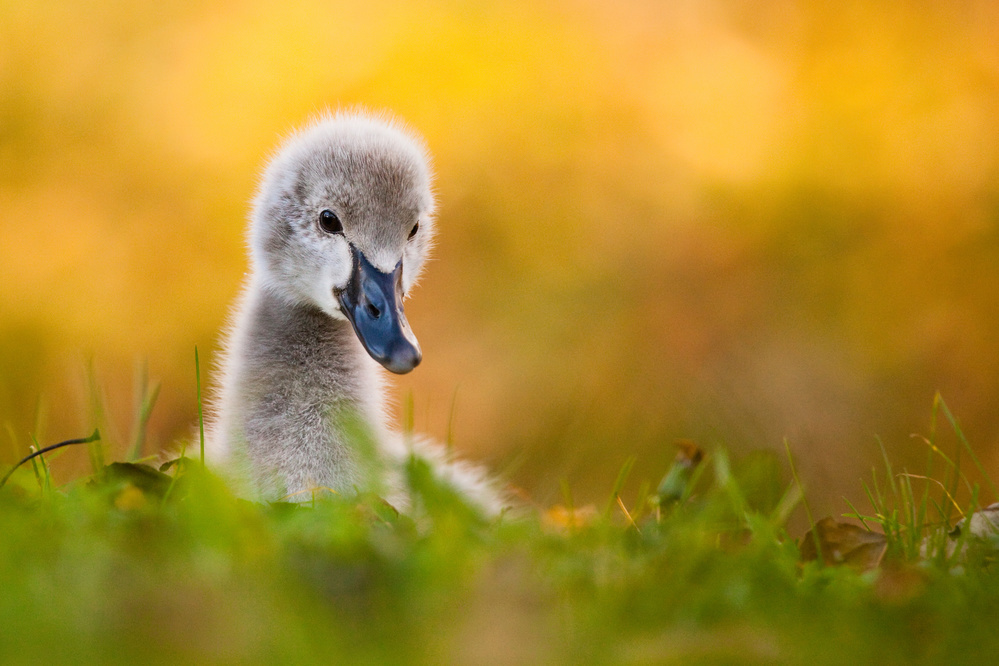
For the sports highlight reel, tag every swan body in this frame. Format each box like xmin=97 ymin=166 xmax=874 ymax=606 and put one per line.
xmin=206 ymin=112 xmax=500 ymax=513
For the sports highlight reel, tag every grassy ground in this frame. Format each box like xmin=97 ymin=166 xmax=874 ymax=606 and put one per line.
xmin=2 ymin=400 xmax=999 ymax=664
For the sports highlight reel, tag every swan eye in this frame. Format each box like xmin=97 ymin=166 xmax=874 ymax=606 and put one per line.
xmin=408 ymin=222 xmax=420 ymax=240
xmin=319 ymin=209 xmax=343 ymax=234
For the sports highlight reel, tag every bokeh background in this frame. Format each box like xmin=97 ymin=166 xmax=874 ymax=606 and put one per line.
xmin=2 ymin=0 xmax=998 ymax=516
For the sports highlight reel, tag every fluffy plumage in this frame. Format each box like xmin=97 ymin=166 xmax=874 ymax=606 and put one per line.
xmin=205 ymin=112 xmax=501 ymax=513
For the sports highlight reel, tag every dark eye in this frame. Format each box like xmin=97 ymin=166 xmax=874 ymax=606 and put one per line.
xmin=319 ymin=209 xmax=343 ymax=234
xmin=408 ymin=222 xmax=420 ymax=240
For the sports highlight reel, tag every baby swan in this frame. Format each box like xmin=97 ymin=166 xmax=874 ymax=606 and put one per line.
xmin=207 ymin=112 xmax=499 ymax=512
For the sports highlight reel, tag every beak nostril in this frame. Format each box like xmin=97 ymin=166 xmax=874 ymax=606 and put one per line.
xmin=366 ymin=302 xmax=381 ymax=319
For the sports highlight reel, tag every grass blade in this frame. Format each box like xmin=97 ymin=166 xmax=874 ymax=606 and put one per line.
xmin=604 ymin=455 xmax=636 ymax=518
xmin=842 ymin=496 xmax=871 ymax=531
xmin=445 ymin=385 xmax=460 ymax=455
xmin=128 ymin=361 xmax=161 ymax=461
xmin=0 ymin=430 xmax=101 ymax=490
xmin=937 ymin=395 xmax=999 ymax=502
xmin=784 ymin=440 xmax=817 ymax=551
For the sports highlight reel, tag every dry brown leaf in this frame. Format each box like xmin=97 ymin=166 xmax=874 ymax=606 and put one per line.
xmin=799 ymin=517 xmax=887 ymax=570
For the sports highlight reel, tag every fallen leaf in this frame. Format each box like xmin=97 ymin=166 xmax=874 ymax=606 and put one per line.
xmin=799 ymin=517 xmax=887 ymax=570
xmin=103 ymin=462 xmax=173 ymax=496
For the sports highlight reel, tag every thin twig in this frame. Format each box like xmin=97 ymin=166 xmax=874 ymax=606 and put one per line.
xmin=0 ymin=430 xmax=101 ymax=490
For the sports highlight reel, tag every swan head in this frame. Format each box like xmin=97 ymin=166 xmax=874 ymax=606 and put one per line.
xmin=250 ymin=113 xmax=436 ymax=374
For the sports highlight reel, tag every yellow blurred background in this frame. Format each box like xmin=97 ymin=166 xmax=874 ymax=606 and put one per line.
xmin=2 ymin=0 xmax=998 ymax=515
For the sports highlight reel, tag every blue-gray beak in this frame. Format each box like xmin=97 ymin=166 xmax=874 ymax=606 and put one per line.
xmin=336 ymin=248 xmax=422 ymax=374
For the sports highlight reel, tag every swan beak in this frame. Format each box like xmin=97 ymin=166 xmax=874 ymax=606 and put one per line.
xmin=336 ymin=249 xmax=422 ymax=374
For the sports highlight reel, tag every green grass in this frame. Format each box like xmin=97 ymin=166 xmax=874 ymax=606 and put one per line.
xmin=2 ymin=398 xmax=999 ymax=664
